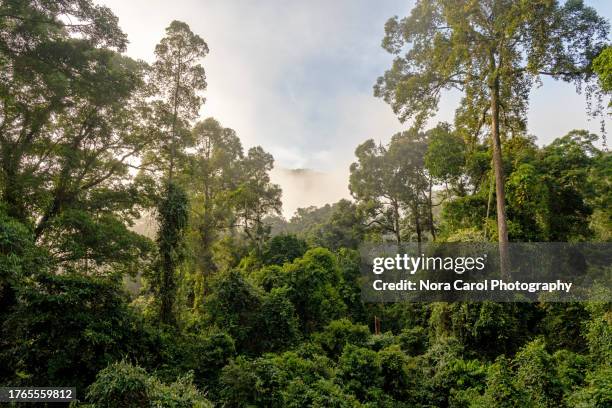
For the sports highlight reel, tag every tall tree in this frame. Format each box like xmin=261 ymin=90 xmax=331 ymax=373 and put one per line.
xmin=387 ymin=129 xmax=429 ymax=243
xmin=0 ymin=1 xmax=126 ymax=221
xmin=375 ymin=0 xmax=608 ymax=274
xmin=189 ymin=118 xmax=243 ymax=277
xmin=311 ymin=200 xmax=366 ymax=250
xmin=149 ymin=20 xmax=208 ymax=180
xmin=147 ymin=21 xmax=208 ymax=325
xmin=0 ymin=0 xmax=127 ymax=222
xmin=349 ymin=131 xmax=429 ymax=244
xmin=0 ymin=0 xmax=153 ymax=273
xmin=349 ymin=140 xmax=403 ymax=243
xmin=153 ymin=182 xmax=188 ymax=326
xmin=233 ymin=147 xmax=282 ymax=252
xmin=186 ymin=118 xmax=244 ymax=308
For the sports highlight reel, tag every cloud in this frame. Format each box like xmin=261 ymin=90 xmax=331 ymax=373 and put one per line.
xmin=270 ymin=167 xmax=351 ymax=218
xmin=99 ymin=0 xmax=611 ymax=213
xmin=98 ymin=0 xmax=409 ymax=167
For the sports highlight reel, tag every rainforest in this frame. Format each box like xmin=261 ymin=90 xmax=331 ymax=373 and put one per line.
xmin=0 ymin=1 xmax=611 ymax=407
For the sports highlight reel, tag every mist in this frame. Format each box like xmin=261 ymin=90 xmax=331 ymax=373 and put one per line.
xmin=270 ymin=167 xmax=351 ymax=219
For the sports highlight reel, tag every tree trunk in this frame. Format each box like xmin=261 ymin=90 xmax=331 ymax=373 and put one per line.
xmin=414 ymin=202 xmax=422 ymax=244
xmin=428 ymin=178 xmax=436 ymax=241
xmin=169 ymin=49 xmax=182 ymax=181
xmin=393 ymin=201 xmax=401 ymax=244
xmin=490 ymin=77 xmax=510 ymax=279
xmin=484 ymin=169 xmax=494 ymax=240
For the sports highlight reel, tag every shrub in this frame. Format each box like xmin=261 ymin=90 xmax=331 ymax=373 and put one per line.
xmin=87 ymin=361 xmax=211 ymax=408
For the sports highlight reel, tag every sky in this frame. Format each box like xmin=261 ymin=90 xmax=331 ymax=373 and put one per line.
xmin=99 ymin=0 xmax=611 ymax=217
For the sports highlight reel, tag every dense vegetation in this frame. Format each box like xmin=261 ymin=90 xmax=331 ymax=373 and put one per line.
xmin=0 ymin=1 xmax=610 ymax=407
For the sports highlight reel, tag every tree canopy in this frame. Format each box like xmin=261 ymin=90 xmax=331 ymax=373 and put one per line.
xmin=0 ymin=1 xmax=610 ymax=407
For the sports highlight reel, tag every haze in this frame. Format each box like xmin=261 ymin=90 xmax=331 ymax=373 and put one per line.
xmin=99 ymin=0 xmax=612 ymax=217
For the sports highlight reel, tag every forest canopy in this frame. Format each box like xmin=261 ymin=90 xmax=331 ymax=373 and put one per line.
xmin=0 ymin=0 xmax=611 ymax=407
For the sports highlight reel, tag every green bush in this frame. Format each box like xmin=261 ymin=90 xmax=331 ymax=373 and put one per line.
xmin=313 ymin=319 xmax=370 ymax=359
xmin=568 ymin=366 xmax=612 ymax=408
xmin=87 ymin=361 xmax=211 ymax=408
xmin=2 ymin=272 xmax=151 ymax=392
xmin=336 ymin=345 xmax=382 ymax=402
xmin=398 ymin=326 xmax=428 ymax=355
xmin=283 ymin=379 xmax=362 ymax=408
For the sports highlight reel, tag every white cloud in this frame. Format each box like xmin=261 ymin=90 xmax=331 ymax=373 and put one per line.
xmin=270 ymin=167 xmax=351 ymax=218
xmin=99 ymin=0 xmax=611 ymax=214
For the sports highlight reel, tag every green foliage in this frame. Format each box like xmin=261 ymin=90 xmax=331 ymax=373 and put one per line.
xmin=336 ymin=248 xmax=366 ymax=322
xmin=1 ymin=2 xmax=611 ymax=408
xmin=219 ymin=351 xmax=334 ymax=407
xmin=147 ymin=20 xmax=208 ymax=177
xmin=283 ymin=378 xmax=362 ymax=408
xmin=255 ymin=288 xmax=302 ymax=352
xmin=429 ymin=302 xmax=536 ymax=358
xmin=476 ymin=356 xmax=528 ymax=408
xmin=310 ymin=200 xmax=366 ymax=250
xmin=0 ymin=0 xmax=138 ymax=227
xmin=186 ymin=117 xmax=244 ymax=283
xmin=375 ymin=0 xmax=608 ymax=265
xmin=553 ymin=350 xmax=589 ymax=398
xmin=439 ymin=195 xmax=489 ymax=240
xmin=276 ymin=205 xmax=335 ymax=236
xmin=261 ymin=234 xmax=308 ymax=266
xmin=188 ymin=331 xmax=236 ymax=393
xmin=86 ymin=361 xmax=150 ymax=408
xmin=217 ymin=356 xmax=258 ymax=407
xmin=349 ymin=130 xmax=431 ymax=243
xmin=506 ymin=163 xmax=550 ymax=241
xmin=567 ymin=366 xmax=612 ymax=408
xmin=514 ymin=338 xmax=563 ymax=407
xmin=270 ymin=200 xmax=366 ymax=251
xmin=205 ymin=269 xmax=262 ymax=352
xmin=282 ymin=248 xmax=347 ymax=334
xmin=0 ymin=214 xmax=48 ymax=381
xmin=378 ymin=345 xmax=418 ymax=402
xmin=153 ymin=181 xmax=189 ymax=325
xmin=47 ymin=209 xmax=154 ymax=274
xmin=538 ymin=130 xmax=599 ymax=241
xmin=433 ymin=358 xmax=488 ymax=408
xmin=1 ymin=272 xmax=149 ymax=393
xmin=588 ymin=151 xmax=612 ymax=241
xmin=313 ymin=319 xmax=370 ymax=359
xmin=365 ymin=302 xmax=430 ymax=334
xmin=367 ymin=332 xmax=397 ymax=351
xmin=583 ymin=303 xmax=612 ymax=366
xmin=0 ymin=213 xmax=44 ymax=311
xmin=425 ymin=123 xmax=466 ymax=182
xmin=375 ymin=0 xmax=608 ymax=135
xmin=336 ymin=345 xmax=382 ymax=402
xmin=540 ymin=303 xmax=589 ymax=353
xmin=250 ymin=264 xmax=284 ymax=292
xmin=87 ymin=361 xmax=212 ymax=408
xmin=233 ymin=147 xmax=283 ymax=250
xmin=436 ymin=128 xmax=607 ymax=242
xmin=398 ymin=326 xmax=428 ymax=356
xmin=593 ymin=46 xmax=612 ymax=93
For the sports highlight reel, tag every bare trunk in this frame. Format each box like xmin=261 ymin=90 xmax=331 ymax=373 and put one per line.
xmin=414 ymin=202 xmax=422 ymax=244
xmin=428 ymin=179 xmax=436 ymax=241
xmin=490 ymin=77 xmax=510 ymax=279
xmin=169 ymin=49 xmax=182 ymax=181
xmin=393 ymin=201 xmax=401 ymax=244
xmin=484 ymin=169 xmax=494 ymax=240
